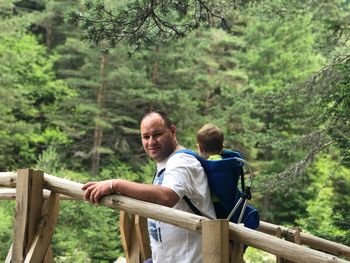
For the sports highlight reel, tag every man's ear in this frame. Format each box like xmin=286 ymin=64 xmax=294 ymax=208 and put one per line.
xmin=170 ymin=124 xmax=176 ymax=135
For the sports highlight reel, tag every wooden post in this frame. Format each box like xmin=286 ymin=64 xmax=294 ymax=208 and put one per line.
xmin=294 ymin=228 xmax=302 ymax=245
xmin=12 ymin=169 xmax=44 ymax=262
xmin=43 ymin=246 xmax=54 ymax=263
xmin=24 ymin=192 xmax=60 ymax=262
xmin=120 ymin=210 xmax=141 ymax=263
xmin=230 ymin=223 xmax=245 ymax=263
xmin=135 ymin=215 xmax=151 ymax=261
xmin=284 ymin=228 xmax=302 ymax=263
xmin=230 ymin=241 xmax=245 ymax=263
xmin=202 ymin=219 xmax=229 ymax=263
xmin=276 ymin=227 xmax=283 ymax=263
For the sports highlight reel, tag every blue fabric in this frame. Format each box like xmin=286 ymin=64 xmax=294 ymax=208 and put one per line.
xmin=176 ymin=149 xmax=259 ymax=230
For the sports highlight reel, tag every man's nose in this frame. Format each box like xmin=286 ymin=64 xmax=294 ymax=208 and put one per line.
xmin=149 ymin=136 xmax=157 ymax=144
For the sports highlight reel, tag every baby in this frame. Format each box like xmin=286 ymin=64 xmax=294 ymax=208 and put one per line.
xmin=196 ymin=124 xmax=224 ymax=160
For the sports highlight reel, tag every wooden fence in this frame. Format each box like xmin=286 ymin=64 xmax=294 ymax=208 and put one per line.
xmin=0 ymin=169 xmax=350 ymax=263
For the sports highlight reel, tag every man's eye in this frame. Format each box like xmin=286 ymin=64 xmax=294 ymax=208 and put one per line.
xmin=143 ymin=136 xmax=150 ymax=140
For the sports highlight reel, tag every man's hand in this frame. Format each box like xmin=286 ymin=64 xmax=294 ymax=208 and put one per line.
xmin=81 ymin=180 xmax=113 ymax=204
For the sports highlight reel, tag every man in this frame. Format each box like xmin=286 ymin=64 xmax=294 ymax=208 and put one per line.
xmin=82 ymin=111 xmax=216 ymax=263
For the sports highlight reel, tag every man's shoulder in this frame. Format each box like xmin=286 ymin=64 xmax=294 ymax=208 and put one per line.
xmin=169 ymin=151 xmax=197 ymax=161
xmin=168 ymin=150 xmax=201 ymax=167
xmin=166 ymin=151 xmax=206 ymax=179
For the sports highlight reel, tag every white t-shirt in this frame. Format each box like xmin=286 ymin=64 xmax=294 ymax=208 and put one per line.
xmin=148 ymin=152 xmax=216 ymax=263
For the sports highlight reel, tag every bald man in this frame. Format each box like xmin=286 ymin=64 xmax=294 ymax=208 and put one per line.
xmin=82 ymin=111 xmax=215 ymax=263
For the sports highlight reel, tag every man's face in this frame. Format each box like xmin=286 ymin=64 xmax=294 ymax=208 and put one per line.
xmin=140 ymin=113 xmax=177 ymax=163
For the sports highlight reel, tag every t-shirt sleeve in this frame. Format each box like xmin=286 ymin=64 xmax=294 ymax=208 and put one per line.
xmin=161 ymin=153 xmax=202 ymax=199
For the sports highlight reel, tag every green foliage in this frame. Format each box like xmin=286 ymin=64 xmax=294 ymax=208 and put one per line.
xmin=0 ymin=30 xmax=75 ymax=170
xmin=243 ymin=14 xmax=324 ymax=90
xmin=298 ymin=154 xmax=350 ymax=245
xmin=244 ymin=247 xmax=275 ymax=263
xmin=319 ymin=59 xmax=350 ymax=165
xmin=36 ymin=146 xmax=64 ymax=174
xmin=0 ymin=201 xmax=14 ymax=260
xmin=333 ymin=174 xmax=350 ymax=245
xmin=226 ymin=2 xmax=329 ymax=223
xmin=52 ymin=201 xmax=122 ymax=262
xmin=99 ymin=159 xmax=146 ymax=182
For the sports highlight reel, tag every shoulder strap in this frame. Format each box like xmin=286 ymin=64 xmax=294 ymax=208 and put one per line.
xmin=152 ymin=168 xmax=165 ymax=184
xmin=183 ymin=196 xmax=202 ymax=216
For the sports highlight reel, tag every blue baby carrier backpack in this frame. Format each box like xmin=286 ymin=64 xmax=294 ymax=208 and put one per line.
xmin=177 ymin=149 xmax=260 ymax=230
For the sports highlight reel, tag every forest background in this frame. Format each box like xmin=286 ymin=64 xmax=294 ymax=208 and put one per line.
xmin=0 ymin=0 xmax=349 ymax=262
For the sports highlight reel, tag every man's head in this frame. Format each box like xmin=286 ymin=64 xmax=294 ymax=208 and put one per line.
xmin=196 ymin=124 xmax=224 ymax=158
xmin=140 ymin=111 xmax=178 ymax=163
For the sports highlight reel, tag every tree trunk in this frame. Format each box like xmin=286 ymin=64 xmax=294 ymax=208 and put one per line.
xmin=45 ymin=22 xmax=52 ymax=52
xmin=91 ymin=51 xmax=108 ymax=175
xmin=262 ymin=193 xmax=270 ymax=221
xmin=151 ymin=45 xmax=160 ymax=84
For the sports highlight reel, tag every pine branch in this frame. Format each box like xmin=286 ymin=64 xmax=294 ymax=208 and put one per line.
xmin=69 ymin=0 xmax=238 ymax=50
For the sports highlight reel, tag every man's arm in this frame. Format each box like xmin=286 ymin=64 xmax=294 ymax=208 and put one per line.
xmin=82 ymin=179 xmax=180 ymax=207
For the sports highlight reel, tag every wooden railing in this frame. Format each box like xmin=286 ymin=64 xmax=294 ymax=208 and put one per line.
xmin=0 ymin=169 xmax=350 ymax=263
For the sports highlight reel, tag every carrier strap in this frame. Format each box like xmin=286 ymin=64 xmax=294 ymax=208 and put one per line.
xmin=183 ymin=196 xmax=202 ymax=216
xmin=240 ymin=167 xmax=245 ymax=192
xmin=152 ymin=168 xmax=165 ymax=183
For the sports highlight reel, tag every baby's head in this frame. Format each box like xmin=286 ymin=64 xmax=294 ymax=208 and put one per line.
xmin=196 ymin=124 xmax=224 ymax=159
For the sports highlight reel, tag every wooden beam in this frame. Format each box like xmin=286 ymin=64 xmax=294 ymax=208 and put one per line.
xmin=259 ymin=221 xmax=350 ymax=260
xmin=229 ymin=223 xmax=349 ymax=263
xmin=0 ymin=172 xmax=17 ymax=188
xmin=202 ymin=219 xmax=229 ymax=263
xmin=0 ymin=188 xmax=17 ymax=200
xmin=43 ymin=173 xmax=86 ymax=200
xmin=5 ymin=243 xmax=12 ymax=263
xmin=0 ymin=188 xmax=77 ymax=200
xmin=135 ymin=215 xmax=151 ymax=261
xmin=24 ymin=192 xmax=60 ymax=263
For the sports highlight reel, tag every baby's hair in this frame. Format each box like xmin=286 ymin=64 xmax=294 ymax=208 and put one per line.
xmin=197 ymin=124 xmax=224 ymax=153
